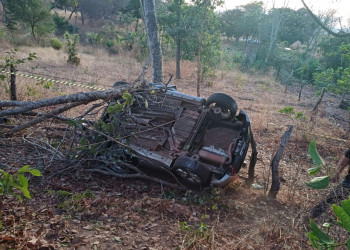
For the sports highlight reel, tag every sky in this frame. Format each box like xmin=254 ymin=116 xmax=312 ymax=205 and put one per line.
xmin=218 ymin=0 xmax=350 ymax=24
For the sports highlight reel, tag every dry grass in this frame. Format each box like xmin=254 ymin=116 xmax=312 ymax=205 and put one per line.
xmin=1 ymin=42 xmax=350 ymax=249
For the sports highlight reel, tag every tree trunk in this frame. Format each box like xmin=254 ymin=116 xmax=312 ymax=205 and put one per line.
xmin=175 ymin=39 xmax=181 ymax=79
xmin=81 ymin=6 xmax=85 ymax=25
xmin=1 ymin=0 xmax=7 ymax=23
xmin=31 ymin=24 xmax=36 ymax=40
xmin=312 ymin=87 xmax=326 ymax=111
xmin=135 ymin=19 xmax=139 ymax=32
xmin=298 ymin=82 xmax=304 ymax=102
xmin=265 ymin=14 xmax=282 ymax=64
xmin=196 ymin=1 xmax=209 ymax=97
xmin=68 ymin=7 xmax=76 ymax=20
xmin=0 ymin=86 xmax=133 ymax=118
xmin=143 ymin=0 xmax=162 ymax=83
xmin=10 ymin=64 xmax=16 ymax=101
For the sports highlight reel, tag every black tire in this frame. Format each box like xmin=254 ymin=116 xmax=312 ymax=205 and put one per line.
xmin=113 ymin=81 xmax=128 ymax=88
xmin=206 ymin=93 xmax=238 ymax=118
xmin=172 ymin=156 xmax=211 ymax=188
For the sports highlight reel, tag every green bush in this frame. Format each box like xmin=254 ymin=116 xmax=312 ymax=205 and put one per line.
xmin=105 ymin=39 xmax=115 ymax=49
xmin=65 ymin=31 xmax=80 ymax=66
xmin=50 ymin=38 xmax=63 ymax=50
xmin=105 ymin=39 xmax=119 ymax=54
xmin=86 ymin=32 xmax=103 ymax=46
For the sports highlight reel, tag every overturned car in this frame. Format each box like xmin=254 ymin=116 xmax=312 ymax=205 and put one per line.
xmin=100 ymin=82 xmax=255 ymax=189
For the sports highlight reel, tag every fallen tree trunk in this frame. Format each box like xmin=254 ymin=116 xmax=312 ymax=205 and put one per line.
xmin=0 ymin=84 xmax=134 ymax=118
xmin=268 ymin=125 xmax=294 ymax=199
xmin=10 ymin=101 xmax=87 ymax=134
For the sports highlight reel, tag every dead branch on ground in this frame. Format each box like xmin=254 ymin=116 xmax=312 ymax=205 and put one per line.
xmin=268 ymin=125 xmax=294 ymax=199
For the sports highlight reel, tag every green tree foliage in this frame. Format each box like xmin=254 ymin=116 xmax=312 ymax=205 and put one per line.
xmin=5 ymin=0 xmax=54 ymax=39
xmin=240 ymin=1 xmax=264 ymax=41
xmin=219 ymin=9 xmax=244 ymax=41
xmin=277 ymin=8 xmax=318 ymax=45
xmin=158 ymin=0 xmax=190 ymax=78
xmin=53 ymin=12 xmax=74 ymax=36
xmin=313 ymin=41 xmax=350 ymax=103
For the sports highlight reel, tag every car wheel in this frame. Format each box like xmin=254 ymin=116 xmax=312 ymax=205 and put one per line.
xmin=172 ymin=156 xmax=211 ymax=188
xmin=113 ymin=81 xmax=128 ymax=88
xmin=206 ymin=93 xmax=238 ymax=119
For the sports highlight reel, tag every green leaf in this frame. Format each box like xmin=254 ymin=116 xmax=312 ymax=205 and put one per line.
xmin=17 ymin=174 xmax=28 ymax=189
xmin=18 ymin=165 xmax=30 ymax=174
xmin=307 ymin=232 xmax=320 ymax=249
xmin=341 ymin=199 xmax=350 ymax=217
xmin=0 ymin=74 xmax=5 ymax=81
xmin=66 ymin=120 xmax=80 ymax=127
xmin=333 ymin=204 xmax=350 ymax=233
xmin=28 ymin=169 xmax=41 ymax=177
xmin=347 ymin=238 xmax=350 ymax=249
xmin=309 ymin=219 xmax=333 ymax=244
xmin=306 ymin=176 xmax=330 ymax=189
xmin=308 ymin=139 xmax=325 ymax=166
xmin=13 ymin=193 xmax=23 ymax=202
xmin=307 ymin=166 xmax=321 ymax=176
xmin=122 ymin=90 xmax=132 ymax=100
xmin=18 ymin=186 xmax=31 ymax=199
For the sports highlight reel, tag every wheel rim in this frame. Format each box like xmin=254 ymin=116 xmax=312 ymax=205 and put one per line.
xmin=187 ymin=172 xmax=201 ymax=184
xmin=176 ymin=168 xmax=202 ymax=184
xmin=176 ymin=168 xmax=188 ymax=179
xmin=210 ymin=104 xmax=231 ymax=119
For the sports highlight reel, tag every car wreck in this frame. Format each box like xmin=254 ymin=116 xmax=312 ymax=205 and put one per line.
xmin=99 ymin=82 xmax=256 ymax=189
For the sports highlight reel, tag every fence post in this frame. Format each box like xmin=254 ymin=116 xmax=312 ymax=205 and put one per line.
xmin=10 ymin=64 xmax=17 ymax=101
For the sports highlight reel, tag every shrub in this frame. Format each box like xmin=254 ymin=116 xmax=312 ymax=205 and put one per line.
xmin=105 ymin=39 xmax=115 ymax=49
xmin=105 ymin=39 xmax=119 ymax=54
xmin=86 ymin=32 xmax=103 ymax=46
xmin=0 ymin=165 xmax=42 ymax=228
xmin=50 ymin=38 xmax=63 ymax=50
xmin=65 ymin=31 xmax=80 ymax=66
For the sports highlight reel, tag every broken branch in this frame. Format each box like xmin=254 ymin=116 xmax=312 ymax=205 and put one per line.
xmin=268 ymin=125 xmax=294 ymax=199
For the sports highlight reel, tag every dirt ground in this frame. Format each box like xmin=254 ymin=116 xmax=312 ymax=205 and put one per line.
xmin=1 ymin=45 xmax=350 ymax=249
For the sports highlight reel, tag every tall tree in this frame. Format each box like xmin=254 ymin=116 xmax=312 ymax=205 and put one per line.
xmin=264 ymin=7 xmax=286 ymax=64
xmin=219 ymin=8 xmax=245 ymax=41
xmin=241 ymin=1 xmax=264 ymax=42
xmin=158 ymin=0 xmax=188 ymax=79
xmin=5 ymin=0 xmax=53 ymax=39
xmin=190 ymin=0 xmax=222 ymax=97
xmin=144 ymin=0 xmax=163 ymax=83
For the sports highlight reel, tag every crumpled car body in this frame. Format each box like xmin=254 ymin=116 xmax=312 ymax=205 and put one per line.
xmin=101 ymin=83 xmax=252 ymax=189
